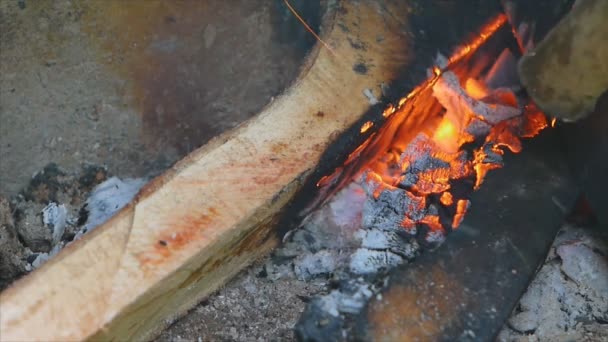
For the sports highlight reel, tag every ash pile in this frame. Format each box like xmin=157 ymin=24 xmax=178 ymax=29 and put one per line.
xmin=268 ymin=51 xmax=549 ymax=340
xmin=0 ymin=163 xmax=145 ymax=290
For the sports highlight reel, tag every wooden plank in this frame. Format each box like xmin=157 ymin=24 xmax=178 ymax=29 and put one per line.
xmin=0 ymin=1 xmax=415 ymax=341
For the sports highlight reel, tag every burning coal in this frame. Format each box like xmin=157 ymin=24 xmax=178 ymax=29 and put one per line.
xmin=288 ymin=12 xmax=553 ymax=340
xmin=313 ymin=14 xmax=548 ymax=247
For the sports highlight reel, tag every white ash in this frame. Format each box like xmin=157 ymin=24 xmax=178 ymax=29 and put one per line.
xmin=281 ymin=183 xmax=415 ymax=279
xmin=30 ymin=244 xmax=63 ymax=269
xmin=314 ymin=282 xmax=374 ymax=318
xmin=294 ymin=250 xmax=341 ymax=281
xmin=407 ymin=154 xmax=450 ymax=173
xmin=276 ymin=182 xmax=424 ymax=335
xmin=424 ymin=230 xmax=447 ymax=245
xmin=435 ymin=53 xmax=449 ymax=69
xmin=478 ymin=143 xmax=505 ymax=166
xmin=355 ymin=228 xmax=419 ymax=259
xmin=466 ymin=118 xmax=492 ymax=137
xmin=349 ymin=249 xmax=403 ymax=275
xmin=498 ymin=224 xmax=608 ymax=341
xmin=28 ymin=203 xmax=72 ymax=269
xmin=278 ymin=186 xmax=364 ymax=260
xmin=296 ymin=278 xmax=375 ymax=335
xmin=42 ymin=202 xmax=68 ymax=244
xmin=75 ymin=176 xmax=146 ymax=239
xmin=363 ymin=88 xmax=379 ymax=105
xmin=433 ymin=70 xmax=521 ymax=125
xmin=30 ymin=177 xmax=146 ymax=269
xmin=361 ymin=186 xmax=427 ymax=231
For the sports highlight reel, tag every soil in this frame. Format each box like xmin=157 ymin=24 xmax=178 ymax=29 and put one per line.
xmin=156 ymin=260 xmax=326 ymax=342
xmin=0 ymin=0 xmax=308 ymax=197
xmin=0 ymin=163 xmax=108 ymax=290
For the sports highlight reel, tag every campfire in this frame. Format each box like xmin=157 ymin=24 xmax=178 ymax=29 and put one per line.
xmin=312 ymin=14 xmax=548 ymax=248
xmin=3 ymin=1 xmax=592 ymax=341
xmin=288 ymin=14 xmax=561 ymax=339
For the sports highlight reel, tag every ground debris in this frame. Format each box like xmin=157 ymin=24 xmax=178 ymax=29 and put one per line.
xmin=498 ymin=224 xmax=608 ymax=342
xmin=0 ymin=163 xmax=143 ymax=288
xmin=0 ymin=196 xmax=28 ymax=290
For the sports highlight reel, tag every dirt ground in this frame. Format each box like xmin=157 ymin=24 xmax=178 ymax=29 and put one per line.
xmin=155 ymin=259 xmax=326 ymax=342
xmin=0 ymin=0 xmax=307 ymax=197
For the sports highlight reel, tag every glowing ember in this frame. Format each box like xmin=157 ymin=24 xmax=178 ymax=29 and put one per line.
xmin=440 ymin=192 xmax=454 ymax=206
xmin=360 ymin=121 xmax=374 ymax=133
xmin=313 ymin=14 xmax=549 ymax=245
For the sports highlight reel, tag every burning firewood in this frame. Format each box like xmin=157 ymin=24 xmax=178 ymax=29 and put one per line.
xmin=292 ymin=11 xmax=565 ymax=340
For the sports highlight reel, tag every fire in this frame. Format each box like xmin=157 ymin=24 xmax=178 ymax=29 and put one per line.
xmin=440 ymin=192 xmax=454 ymax=206
xmin=313 ymin=14 xmax=549 ymax=245
xmin=360 ymin=121 xmax=374 ymax=133
xmin=464 ymin=78 xmax=489 ymax=100
xmin=432 ymin=118 xmax=458 ymax=147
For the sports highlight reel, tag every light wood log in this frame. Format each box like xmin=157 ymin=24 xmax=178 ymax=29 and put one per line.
xmin=0 ymin=1 xmax=414 ymax=341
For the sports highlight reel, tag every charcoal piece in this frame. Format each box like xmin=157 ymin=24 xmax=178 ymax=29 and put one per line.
xmin=295 ymin=280 xmax=374 ymax=341
xmin=349 ymin=249 xmax=404 ymax=275
xmin=22 ymin=163 xmax=66 ymax=203
xmin=399 ymin=172 xmax=418 ymax=189
xmin=294 ymin=250 xmax=340 ymax=281
xmin=15 ymin=202 xmax=52 ymax=253
xmin=280 ymin=229 xmax=324 ymax=257
xmin=295 ymin=298 xmax=344 ymax=342
xmin=422 ymin=229 xmax=446 ymax=245
xmin=399 ymin=134 xmax=436 ymax=167
xmin=448 ymin=178 xmax=475 ymax=200
xmin=361 ymin=188 xmax=426 ymax=232
xmin=433 ymin=71 xmax=521 ymax=125
xmin=427 ymin=204 xmax=439 ymax=216
xmin=354 ymin=228 xmax=419 ymax=260
xmin=408 ymin=155 xmax=450 ymax=173
xmin=479 ymin=143 xmax=504 ymax=166
xmin=413 ymin=223 xmax=447 ymax=249
xmin=466 ymin=118 xmax=492 ymax=137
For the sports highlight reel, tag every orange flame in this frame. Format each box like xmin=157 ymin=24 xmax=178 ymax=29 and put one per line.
xmin=440 ymin=192 xmax=454 ymax=206
xmin=311 ymin=13 xmax=549 ymax=238
xmin=447 ymin=14 xmax=508 ymax=67
xmin=360 ymin=121 xmax=374 ymax=133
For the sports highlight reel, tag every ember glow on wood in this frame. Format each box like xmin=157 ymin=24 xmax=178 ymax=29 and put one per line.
xmin=314 ymin=14 xmax=549 ymax=246
xmin=294 ymin=11 xmax=560 ymax=339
